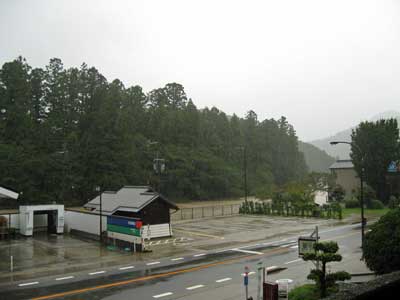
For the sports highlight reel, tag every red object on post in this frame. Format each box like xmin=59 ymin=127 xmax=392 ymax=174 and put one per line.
xmin=136 ymin=221 xmax=143 ymax=229
xmin=263 ymin=282 xmax=278 ymax=300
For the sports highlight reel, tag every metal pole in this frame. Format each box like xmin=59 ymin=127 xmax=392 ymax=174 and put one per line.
xmin=360 ymin=167 xmax=365 ymax=249
xmin=99 ymin=191 xmax=103 ymax=244
xmin=244 ymin=146 xmax=248 ymax=203
xmin=10 ymin=255 xmax=13 ymax=272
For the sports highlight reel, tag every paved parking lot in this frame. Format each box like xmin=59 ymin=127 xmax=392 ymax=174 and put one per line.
xmin=0 ymin=214 xmax=345 ymax=282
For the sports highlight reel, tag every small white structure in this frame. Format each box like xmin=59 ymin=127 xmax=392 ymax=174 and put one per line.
xmin=19 ymin=205 xmax=64 ymax=236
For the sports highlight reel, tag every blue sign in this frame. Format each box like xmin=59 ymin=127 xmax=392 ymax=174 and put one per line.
xmin=244 ymin=275 xmax=249 ymax=286
xmin=107 ymin=216 xmax=138 ymax=228
xmin=388 ymin=161 xmax=400 ymax=173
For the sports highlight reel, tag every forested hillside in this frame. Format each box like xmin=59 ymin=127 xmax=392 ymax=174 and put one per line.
xmin=0 ymin=57 xmax=308 ymax=205
xmin=298 ymin=141 xmax=335 ymax=173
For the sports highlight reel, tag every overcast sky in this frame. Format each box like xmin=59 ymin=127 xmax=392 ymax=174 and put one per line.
xmin=1 ymin=0 xmax=400 ymax=141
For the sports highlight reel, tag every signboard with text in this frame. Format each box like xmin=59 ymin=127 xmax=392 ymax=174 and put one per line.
xmin=298 ymin=237 xmax=317 ymax=257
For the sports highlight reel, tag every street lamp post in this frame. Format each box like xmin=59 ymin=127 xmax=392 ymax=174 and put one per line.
xmin=330 ymin=141 xmax=365 ymax=248
xmin=95 ymin=186 xmax=103 ymax=244
xmin=237 ymin=146 xmax=248 ymax=203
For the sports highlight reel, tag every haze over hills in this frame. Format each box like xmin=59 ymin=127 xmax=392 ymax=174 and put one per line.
xmin=298 ymin=141 xmax=335 ymax=173
xmin=309 ymin=111 xmax=400 ymax=159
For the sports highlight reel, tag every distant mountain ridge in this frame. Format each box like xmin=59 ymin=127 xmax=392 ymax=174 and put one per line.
xmin=309 ymin=111 xmax=400 ymax=159
xmin=298 ymin=141 xmax=335 ymax=173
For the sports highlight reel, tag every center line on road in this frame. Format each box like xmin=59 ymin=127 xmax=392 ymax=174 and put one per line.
xmin=119 ymin=266 xmax=135 ymax=270
xmin=285 ymin=259 xmax=302 ymax=264
xmin=216 ymin=278 xmax=232 ymax=283
xmin=89 ymin=271 xmax=106 ymax=275
xmin=55 ymin=276 xmax=74 ymax=281
xmin=194 ymin=253 xmax=206 ymax=257
xmin=153 ymin=292 xmax=173 ymax=298
xmin=147 ymin=261 xmax=161 ymax=266
xmin=232 ymin=248 xmax=263 ymax=255
xmin=18 ymin=281 xmax=39 ymax=287
xmin=186 ymin=284 xmax=205 ymax=290
xmin=171 ymin=257 xmax=184 ymax=261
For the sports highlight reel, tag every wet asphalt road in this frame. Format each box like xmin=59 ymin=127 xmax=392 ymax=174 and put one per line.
xmin=3 ymin=224 xmax=363 ymax=300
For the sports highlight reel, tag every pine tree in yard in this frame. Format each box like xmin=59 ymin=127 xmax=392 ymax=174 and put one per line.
xmin=302 ymin=241 xmax=351 ymax=298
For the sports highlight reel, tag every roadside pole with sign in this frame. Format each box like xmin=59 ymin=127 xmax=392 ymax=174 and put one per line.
xmin=298 ymin=226 xmax=319 ymax=269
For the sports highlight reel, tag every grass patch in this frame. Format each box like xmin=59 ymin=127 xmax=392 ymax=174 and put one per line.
xmin=342 ymin=208 xmax=389 ymax=219
xmin=288 ymin=284 xmax=319 ymax=300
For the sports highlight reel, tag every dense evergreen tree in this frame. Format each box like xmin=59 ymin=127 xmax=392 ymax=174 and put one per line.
xmin=0 ymin=57 xmax=308 ymax=205
xmin=351 ymin=119 xmax=400 ymax=202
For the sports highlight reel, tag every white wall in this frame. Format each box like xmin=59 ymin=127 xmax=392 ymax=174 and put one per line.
xmin=65 ymin=210 xmax=107 ymax=235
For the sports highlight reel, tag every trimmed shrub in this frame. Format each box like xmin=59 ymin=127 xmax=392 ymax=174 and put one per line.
xmin=345 ymin=197 xmax=359 ymax=208
xmin=364 ymin=208 xmax=400 ymax=274
xmin=288 ymin=284 xmax=319 ymax=300
xmin=368 ymin=199 xmax=384 ymax=210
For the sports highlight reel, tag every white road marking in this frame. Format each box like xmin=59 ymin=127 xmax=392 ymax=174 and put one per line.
xmin=290 ymin=245 xmax=299 ymax=249
xmin=285 ymin=259 xmax=302 ymax=264
xmin=241 ymin=271 xmax=256 ymax=276
xmin=153 ymin=292 xmax=173 ymax=298
xmin=193 ymin=253 xmax=206 ymax=257
xmin=18 ymin=282 xmax=39 ymax=287
xmin=232 ymin=248 xmax=263 ymax=255
xmin=119 ymin=266 xmax=135 ymax=270
xmin=89 ymin=271 xmax=106 ymax=275
xmin=266 ymin=266 xmax=278 ymax=271
xmin=186 ymin=284 xmax=205 ymax=290
xmin=171 ymin=257 xmax=184 ymax=261
xmin=55 ymin=276 xmax=74 ymax=281
xmin=216 ymin=277 xmax=232 ymax=283
xmin=280 ymin=243 xmax=297 ymax=248
xmin=147 ymin=261 xmax=161 ymax=266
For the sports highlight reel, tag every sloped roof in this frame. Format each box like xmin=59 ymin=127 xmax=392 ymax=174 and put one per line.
xmin=329 ymin=160 xmax=354 ymax=169
xmin=84 ymin=186 xmax=178 ymax=215
xmin=0 ymin=187 xmax=19 ymax=199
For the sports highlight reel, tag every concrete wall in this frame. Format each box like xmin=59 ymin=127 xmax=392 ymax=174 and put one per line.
xmin=332 ymin=168 xmax=359 ymax=196
xmin=65 ymin=210 xmax=107 ymax=236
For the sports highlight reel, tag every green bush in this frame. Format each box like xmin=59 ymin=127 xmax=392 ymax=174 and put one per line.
xmin=368 ymin=199 xmax=384 ymax=209
xmin=345 ymin=197 xmax=359 ymax=208
xmin=364 ymin=208 xmax=400 ymax=274
xmin=288 ymin=284 xmax=319 ymax=300
xmin=388 ymin=196 xmax=399 ymax=209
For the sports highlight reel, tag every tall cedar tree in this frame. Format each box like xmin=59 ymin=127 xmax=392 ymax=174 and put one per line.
xmin=0 ymin=57 xmax=308 ymax=205
xmin=350 ymin=119 xmax=399 ymax=202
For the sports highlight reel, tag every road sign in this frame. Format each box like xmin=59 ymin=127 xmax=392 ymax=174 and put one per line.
xmin=298 ymin=236 xmax=317 ymax=256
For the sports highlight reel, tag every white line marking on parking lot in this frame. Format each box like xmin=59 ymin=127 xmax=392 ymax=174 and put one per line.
xmin=280 ymin=243 xmax=297 ymax=248
xmin=153 ymin=292 xmax=173 ymax=298
xmin=171 ymin=257 xmax=184 ymax=261
xmin=147 ymin=261 xmax=161 ymax=266
xmin=55 ymin=276 xmax=74 ymax=281
xmin=89 ymin=271 xmax=106 ymax=275
xmin=18 ymin=282 xmax=39 ymax=287
xmin=119 ymin=266 xmax=135 ymax=270
xmin=216 ymin=277 xmax=232 ymax=283
xmin=186 ymin=284 xmax=205 ymax=290
xmin=194 ymin=253 xmax=206 ymax=257
xmin=232 ymin=248 xmax=263 ymax=255
xmin=285 ymin=259 xmax=302 ymax=264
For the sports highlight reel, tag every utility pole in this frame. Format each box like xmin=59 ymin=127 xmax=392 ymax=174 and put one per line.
xmin=244 ymin=146 xmax=248 ymax=203
xmin=96 ymin=186 xmax=103 ymax=244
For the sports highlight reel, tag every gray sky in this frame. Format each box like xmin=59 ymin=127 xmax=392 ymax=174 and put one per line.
xmin=1 ymin=0 xmax=400 ymax=141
